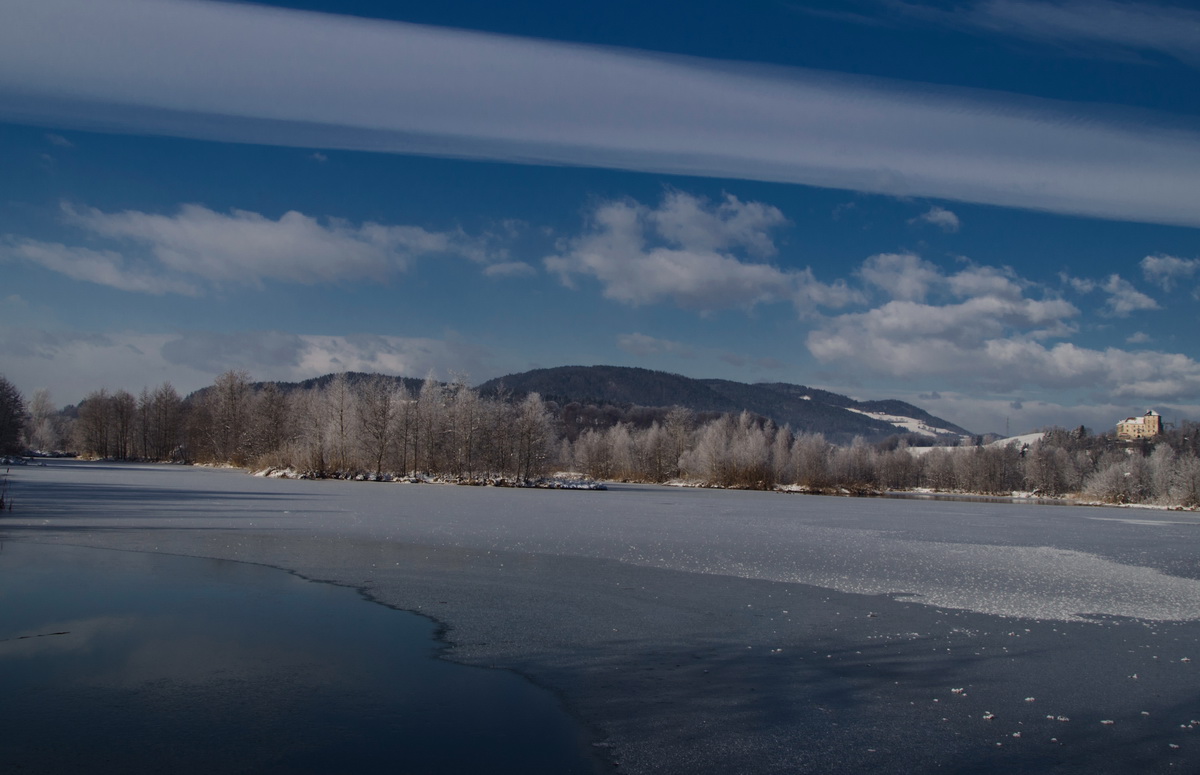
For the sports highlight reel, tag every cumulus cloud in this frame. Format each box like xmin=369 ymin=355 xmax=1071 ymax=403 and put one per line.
xmin=545 ymin=192 xmax=857 ymax=313
xmin=1063 ymin=271 xmax=1160 ymax=316
xmin=4 ymin=0 xmax=1200 ymax=226
xmin=808 ymin=254 xmax=1200 ymax=401
xmin=859 ymin=253 xmax=1031 ymax=306
xmin=810 ymin=312 xmax=1200 ymax=400
xmin=857 ymin=253 xmax=942 ymax=301
xmin=1099 ymin=274 xmax=1158 ymax=316
xmin=3 ymin=203 xmax=499 ymax=294
xmin=1141 ymin=254 xmax=1200 ymax=291
xmin=910 ymin=205 xmax=960 ymax=232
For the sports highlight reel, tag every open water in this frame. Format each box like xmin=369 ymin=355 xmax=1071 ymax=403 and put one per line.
xmin=0 ymin=540 xmax=604 ymax=774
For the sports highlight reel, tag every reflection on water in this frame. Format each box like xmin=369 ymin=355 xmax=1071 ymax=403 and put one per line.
xmin=0 ymin=542 xmax=603 ymax=774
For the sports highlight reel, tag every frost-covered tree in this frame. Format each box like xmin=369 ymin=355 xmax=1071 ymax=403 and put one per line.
xmin=356 ymin=375 xmax=399 ymax=477
xmin=251 ymin=383 xmax=290 ymax=460
xmin=325 ymin=373 xmax=355 ymax=473
xmin=25 ymin=387 xmax=60 ymax=452
xmin=445 ymin=378 xmax=482 ymax=478
xmin=1169 ymin=456 xmax=1200 ymax=507
xmin=290 ymin=386 xmax=330 ymax=476
xmin=204 ymin=370 xmax=252 ymax=464
xmin=513 ymin=392 xmax=554 ymax=480
xmin=791 ymin=432 xmax=831 ymax=489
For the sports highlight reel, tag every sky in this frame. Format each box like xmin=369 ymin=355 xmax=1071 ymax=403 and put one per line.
xmin=2 ymin=0 xmax=1199 ymax=435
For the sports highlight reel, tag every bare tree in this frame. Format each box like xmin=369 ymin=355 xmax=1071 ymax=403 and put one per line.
xmin=205 ymin=370 xmax=252 ymax=464
xmin=356 ymin=375 xmax=399 ymax=477
xmin=791 ymin=432 xmax=831 ymax=490
xmin=325 ymin=373 xmax=355 ymax=474
xmin=0 ymin=375 xmax=27 ymax=454
xmin=291 ymin=386 xmax=330 ymax=476
xmin=513 ymin=392 xmax=554 ymax=480
xmin=150 ymin=382 xmax=184 ymax=461
xmin=74 ymin=389 xmax=111 ymax=458
xmin=446 ymin=378 xmax=482 ymax=479
xmin=251 ymin=383 xmax=290 ymax=461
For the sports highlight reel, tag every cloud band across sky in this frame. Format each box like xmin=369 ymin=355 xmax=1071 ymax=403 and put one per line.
xmin=3 ymin=0 xmax=1200 ymax=227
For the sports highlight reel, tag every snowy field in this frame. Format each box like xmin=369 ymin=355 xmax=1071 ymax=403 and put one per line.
xmin=4 ymin=460 xmax=1200 ymax=773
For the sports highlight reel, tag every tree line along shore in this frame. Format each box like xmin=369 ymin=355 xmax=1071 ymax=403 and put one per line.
xmin=3 ymin=371 xmax=1198 ymax=507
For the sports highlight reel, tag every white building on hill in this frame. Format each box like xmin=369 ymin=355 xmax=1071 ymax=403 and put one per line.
xmin=1116 ymin=410 xmax=1162 ymax=440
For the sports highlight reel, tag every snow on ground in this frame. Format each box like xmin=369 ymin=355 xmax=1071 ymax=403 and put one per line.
xmin=988 ymin=431 xmax=1047 ymax=449
xmin=845 ymin=407 xmax=963 ymax=438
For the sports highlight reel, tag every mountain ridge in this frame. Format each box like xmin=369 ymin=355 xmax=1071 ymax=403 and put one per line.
xmin=478 ymin=365 xmax=971 ymax=443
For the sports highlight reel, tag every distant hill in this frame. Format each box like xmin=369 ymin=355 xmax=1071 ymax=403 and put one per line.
xmin=193 ymin=366 xmax=971 ymax=445
xmin=478 ymin=366 xmax=971 ymax=443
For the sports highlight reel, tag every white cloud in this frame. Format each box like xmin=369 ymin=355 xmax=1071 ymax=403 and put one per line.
xmin=1063 ymin=270 xmax=1160 ymax=316
xmin=1099 ymin=274 xmax=1158 ymax=316
xmin=308 ymin=151 xmax=328 ymax=163
xmin=545 ymin=193 xmax=856 ymax=313
xmin=942 ymin=0 xmax=1200 ymax=66
xmin=1126 ymin=331 xmax=1152 ymax=344
xmin=810 ymin=308 xmax=1200 ymax=400
xmin=649 ymin=190 xmax=787 ymax=256
xmin=4 ymin=0 xmax=1200 ymax=226
xmin=807 ymin=254 xmax=1200 ymax=401
xmin=1141 ymin=254 xmax=1200 ymax=291
xmin=857 ymin=253 xmax=942 ymax=301
xmin=910 ymin=205 xmax=960 ymax=232
xmin=2 ymin=237 xmax=200 ymax=295
xmin=859 ymin=253 xmax=1029 ymax=305
xmin=45 ymin=132 xmax=73 ymax=148
xmin=3 ymin=203 xmax=498 ymax=294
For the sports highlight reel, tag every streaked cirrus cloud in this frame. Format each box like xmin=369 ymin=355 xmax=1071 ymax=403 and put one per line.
xmin=3 ymin=0 xmax=1200 ymax=226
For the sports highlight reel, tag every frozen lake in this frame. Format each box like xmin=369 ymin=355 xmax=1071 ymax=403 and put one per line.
xmin=4 ymin=460 xmax=1200 ymax=773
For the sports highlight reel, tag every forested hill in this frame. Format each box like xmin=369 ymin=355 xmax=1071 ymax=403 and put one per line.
xmin=477 ymin=366 xmax=971 ymax=442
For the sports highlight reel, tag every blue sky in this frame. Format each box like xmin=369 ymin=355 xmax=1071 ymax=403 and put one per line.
xmin=2 ymin=0 xmax=1199 ymax=434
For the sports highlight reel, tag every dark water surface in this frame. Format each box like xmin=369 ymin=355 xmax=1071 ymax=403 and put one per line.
xmin=0 ymin=541 xmax=604 ymax=774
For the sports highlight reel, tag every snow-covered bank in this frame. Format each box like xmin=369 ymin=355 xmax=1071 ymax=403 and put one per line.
xmin=252 ymin=466 xmax=607 ymax=489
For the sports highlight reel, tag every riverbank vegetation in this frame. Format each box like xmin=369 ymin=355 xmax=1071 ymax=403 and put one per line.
xmin=7 ymin=370 xmax=1200 ymax=507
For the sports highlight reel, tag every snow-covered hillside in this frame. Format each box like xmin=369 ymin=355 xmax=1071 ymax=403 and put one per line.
xmin=846 ymin=407 xmax=967 ymax=440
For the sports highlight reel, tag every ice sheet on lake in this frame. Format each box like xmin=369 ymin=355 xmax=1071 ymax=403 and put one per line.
xmin=628 ymin=532 xmax=1200 ymax=622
